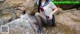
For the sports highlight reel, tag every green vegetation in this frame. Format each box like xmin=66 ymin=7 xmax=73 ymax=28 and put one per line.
xmin=51 ymin=0 xmax=80 ymax=4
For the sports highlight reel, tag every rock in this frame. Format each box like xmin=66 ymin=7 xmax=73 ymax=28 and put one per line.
xmin=55 ymin=9 xmax=80 ymax=34
xmin=0 ymin=12 xmax=16 ymax=25
xmin=0 ymin=0 xmax=37 ymax=34
xmin=0 ymin=14 xmax=36 ymax=34
xmin=5 ymin=0 xmax=25 ymax=7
